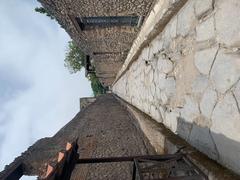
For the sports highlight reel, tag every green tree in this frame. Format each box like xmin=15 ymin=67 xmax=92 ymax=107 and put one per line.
xmin=64 ymin=41 xmax=105 ymax=96
xmin=35 ymin=7 xmax=55 ymax=20
xmin=88 ymin=73 xmax=106 ymax=96
xmin=64 ymin=41 xmax=86 ymax=74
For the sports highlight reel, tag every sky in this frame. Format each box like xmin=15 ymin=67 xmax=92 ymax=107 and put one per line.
xmin=0 ymin=0 xmax=92 ymax=176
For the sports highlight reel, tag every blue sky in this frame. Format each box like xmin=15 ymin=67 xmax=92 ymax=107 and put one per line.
xmin=0 ymin=0 xmax=92 ymax=174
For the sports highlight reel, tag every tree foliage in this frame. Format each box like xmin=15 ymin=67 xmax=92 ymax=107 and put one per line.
xmin=64 ymin=41 xmax=86 ymax=74
xmin=64 ymin=41 xmax=105 ymax=96
xmin=88 ymin=73 xmax=106 ymax=96
xmin=35 ymin=7 xmax=55 ymax=20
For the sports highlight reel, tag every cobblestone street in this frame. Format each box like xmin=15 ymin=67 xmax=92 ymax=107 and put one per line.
xmin=70 ymin=94 xmax=154 ymax=179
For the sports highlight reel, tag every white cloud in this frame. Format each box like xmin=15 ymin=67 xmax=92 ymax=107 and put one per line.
xmin=0 ymin=0 xmax=92 ymax=172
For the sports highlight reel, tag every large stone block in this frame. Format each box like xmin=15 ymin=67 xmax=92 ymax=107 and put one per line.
xmin=177 ymin=1 xmax=196 ymax=36
xmin=194 ymin=0 xmax=213 ymax=17
xmin=164 ymin=77 xmax=176 ymax=98
xmin=181 ymin=96 xmax=200 ymax=123
xmin=191 ymin=75 xmax=209 ymax=95
xmin=210 ymin=50 xmax=240 ymax=93
xmin=169 ymin=18 xmax=177 ymax=38
xmin=211 ymin=93 xmax=240 ymax=173
xmin=157 ymin=58 xmax=173 ymax=74
xmin=194 ymin=46 xmax=218 ymax=75
xmin=196 ymin=16 xmax=215 ymax=42
xmin=233 ymin=81 xmax=240 ymax=107
xmin=215 ymin=0 xmax=240 ymax=46
xmin=150 ymin=105 xmax=162 ymax=123
xmin=212 ymin=92 xmax=240 ymax=142
xmin=200 ymin=88 xmax=217 ymax=119
xmin=165 ymin=109 xmax=180 ymax=133
xmin=189 ymin=124 xmax=218 ymax=160
xmin=176 ymin=117 xmax=193 ymax=140
xmin=156 ymin=72 xmax=167 ymax=90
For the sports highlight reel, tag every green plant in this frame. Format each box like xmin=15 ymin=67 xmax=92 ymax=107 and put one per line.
xmin=35 ymin=7 xmax=55 ymax=20
xmin=64 ymin=41 xmax=105 ymax=96
xmin=87 ymin=73 xmax=106 ymax=96
xmin=64 ymin=41 xmax=86 ymax=74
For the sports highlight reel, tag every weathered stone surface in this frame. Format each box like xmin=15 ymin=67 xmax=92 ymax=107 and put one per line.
xmin=189 ymin=124 xmax=218 ymax=160
xmin=210 ymin=50 xmax=240 ymax=93
xmin=181 ymin=96 xmax=200 ymax=123
xmin=38 ymin=0 xmax=155 ymax=86
xmin=176 ymin=118 xmax=193 ymax=140
xmin=113 ymin=0 xmax=240 ymax=175
xmin=156 ymin=73 xmax=167 ymax=90
xmin=157 ymin=58 xmax=173 ymax=74
xmin=165 ymin=109 xmax=180 ymax=133
xmin=160 ymin=92 xmax=168 ymax=105
xmin=194 ymin=0 xmax=213 ymax=17
xmin=191 ymin=75 xmax=209 ymax=94
xmin=194 ymin=46 xmax=218 ymax=75
xmin=177 ymin=1 xmax=196 ymax=36
xmin=150 ymin=105 xmax=161 ymax=123
xmin=233 ymin=81 xmax=240 ymax=108
xmin=212 ymin=92 xmax=240 ymax=142
xmin=200 ymin=88 xmax=217 ymax=119
xmin=164 ymin=77 xmax=176 ymax=98
xmin=215 ymin=0 xmax=240 ymax=46
xmin=211 ymin=93 xmax=240 ymax=173
xmin=169 ymin=18 xmax=177 ymax=38
xmin=196 ymin=16 xmax=215 ymax=42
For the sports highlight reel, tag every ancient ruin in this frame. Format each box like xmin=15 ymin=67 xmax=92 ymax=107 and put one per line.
xmin=1 ymin=0 xmax=240 ymax=179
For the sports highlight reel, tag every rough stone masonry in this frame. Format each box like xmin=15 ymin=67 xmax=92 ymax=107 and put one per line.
xmin=38 ymin=0 xmax=155 ymax=87
xmin=113 ymin=0 xmax=240 ymax=175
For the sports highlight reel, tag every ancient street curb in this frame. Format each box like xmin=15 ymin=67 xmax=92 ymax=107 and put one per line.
xmin=114 ymin=94 xmax=240 ymax=180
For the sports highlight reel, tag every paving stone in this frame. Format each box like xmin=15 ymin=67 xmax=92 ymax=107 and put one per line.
xmin=211 ymin=92 xmax=240 ymax=173
xmin=150 ymin=105 xmax=161 ymax=123
xmin=165 ymin=109 xmax=180 ymax=133
xmin=196 ymin=16 xmax=215 ymax=42
xmin=189 ymin=124 xmax=218 ymax=160
xmin=158 ymin=73 xmax=167 ymax=90
xmin=181 ymin=96 xmax=200 ymax=123
xmin=164 ymin=77 xmax=176 ymax=98
xmin=150 ymin=38 xmax=161 ymax=55
xmin=191 ymin=75 xmax=209 ymax=95
xmin=169 ymin=18 xmax=177 ymax=38
xmin=194 ymin=46 xmax=218 ymax=75
xmin=157 ymin=58 xmax=173 ymax=74
xmin=212 ymin=92 xmax=240 ymax=141
xmin=233 ymin=81 xmax=240 ymax=108
xmin=177 ymin=1 xmax=196 ymax=36
xmin=215 ymin=0 xmax=240 ymax=46
xmin=176 ymin=117 xmax=193 ymax=140
xmin=200 ymin=88 xmax=217 ymax=119
xmin=160 ymin=92 xmax=168 ymax=105
xmin=194 ymin=0 xmax=213 ymax=17
xmin=210 ymin=50 xmax=240 ymax=93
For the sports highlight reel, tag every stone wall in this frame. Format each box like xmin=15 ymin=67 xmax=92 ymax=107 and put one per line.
xmin=38 ymin=0 xmax=155 ymax=86
xmin=80 ymin=97 xmax=96 ymax=110
xmin=113 ymin=0 xmax=240 ymax=174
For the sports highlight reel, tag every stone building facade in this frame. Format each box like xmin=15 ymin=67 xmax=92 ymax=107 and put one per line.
xmin=38 ymin=0 xmax=155 ymax=87
xmin=113 ymin=0 xmax=240 ymax=175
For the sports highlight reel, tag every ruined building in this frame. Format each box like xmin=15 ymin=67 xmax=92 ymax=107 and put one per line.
xmin=1 ymin=0 xmax=240 ymax=179
xmin=38 ymin=0 xmax=155 ymax=87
